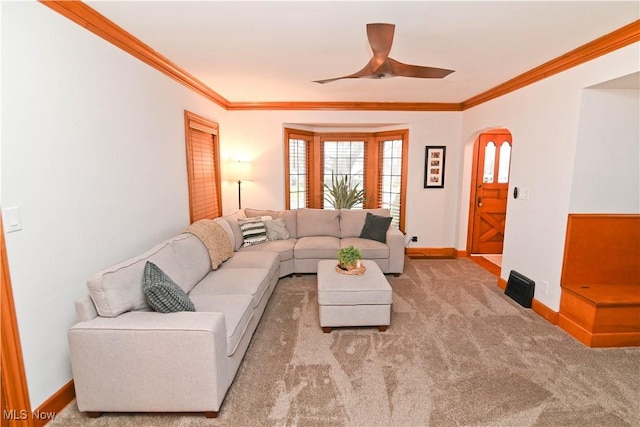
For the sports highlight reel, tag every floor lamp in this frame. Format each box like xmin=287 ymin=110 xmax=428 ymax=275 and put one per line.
xmin=226 ymin=160 xmax=252 ymax=210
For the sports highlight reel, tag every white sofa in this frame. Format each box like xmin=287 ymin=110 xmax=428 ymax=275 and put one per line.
xmin=69 ymin=208 xmax=404 ymax=418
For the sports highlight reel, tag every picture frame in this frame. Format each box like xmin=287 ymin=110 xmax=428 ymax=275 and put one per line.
xmin=424 ymin=146 xmax=446 ymax=188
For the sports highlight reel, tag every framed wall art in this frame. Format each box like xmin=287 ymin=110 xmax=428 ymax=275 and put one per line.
xmin=424 ymin=146 xmax=446 ymax=188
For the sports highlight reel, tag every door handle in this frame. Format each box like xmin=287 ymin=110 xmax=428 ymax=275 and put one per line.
xmin=477 ymin=197 xmax=483 ymax=207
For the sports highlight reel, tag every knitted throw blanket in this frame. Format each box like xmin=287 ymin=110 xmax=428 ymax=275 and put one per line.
xmin=184 ymin=219 xmax=234 ymax=270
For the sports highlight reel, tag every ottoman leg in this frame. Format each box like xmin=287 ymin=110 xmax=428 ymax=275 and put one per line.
xmin=322 ymin=327 xmax=332 ymax=333
xmin=378 ymin=325 xmax=388 ymax=332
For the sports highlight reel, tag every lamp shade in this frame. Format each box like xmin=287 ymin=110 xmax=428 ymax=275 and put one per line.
xmin=226 ymin=160 xmax=252 ymax=182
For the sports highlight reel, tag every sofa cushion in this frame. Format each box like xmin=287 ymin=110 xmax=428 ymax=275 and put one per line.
xmin=87 ymin=239 xmax=186 ymax=318
xmin=297 ymin=209 xmax=340 ymax=238
xmin=244 ymin=208 xmax=297 ymax=238
xmin=238 ymin=239 xmax=295 ymax=263
xmin=191 ymin=268 xmax=272 ymax=309
xmin=341 ymin=237 xmax=390 ymax=259
xmin=190 ymin=294 xmax=254 ymax=356
xmin=360 ymin=213 xmax=393 ymax=243
xmin=142 ymin=262 xmax=195 ymax=313
xmin=264 ymin=218 xmax=290 ymax=240
xmin=223 ymin=210 xmax=247 ymax=251
xmin=340 ymin=208 xmax=390 ymax=238
xmin=238 ymin=217 xmax=269 ymax=246
xmin=170 ymin=234 xmax=211 ymax=294
xmin=294 ymin=236 xmax=341 ymax=259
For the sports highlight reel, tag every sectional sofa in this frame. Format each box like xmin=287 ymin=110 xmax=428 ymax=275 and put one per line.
xmin=68 ymin=208 xmax=404 ymax=417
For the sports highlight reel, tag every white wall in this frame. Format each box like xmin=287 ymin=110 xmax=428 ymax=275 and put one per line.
xmin=570 ymin=87 xmax=640 ymax=213
xmin=1 ymin=2 xmax=225 ymax=408
xmin=459 ymin=43 xmax=640 ymax=311
xmin=220 ymin=110 xmax=462 ymax=246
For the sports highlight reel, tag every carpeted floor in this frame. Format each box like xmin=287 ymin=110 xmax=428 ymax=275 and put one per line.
xmin=51 ymin=258 xmax=640 ymax=426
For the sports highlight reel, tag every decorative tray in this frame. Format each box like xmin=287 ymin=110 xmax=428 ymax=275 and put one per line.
xmin=335 ymin=264 xmax=366 ymax=276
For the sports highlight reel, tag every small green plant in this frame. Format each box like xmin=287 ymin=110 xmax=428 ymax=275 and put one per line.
xmin=337 ymin=245 xmax=362 ymax=269
xmin=324 ymin=173 xmax=365 ymax=210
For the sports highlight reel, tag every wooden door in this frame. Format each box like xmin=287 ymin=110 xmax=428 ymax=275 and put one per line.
xmin=470 ymin=132 xmax=512 ymax=254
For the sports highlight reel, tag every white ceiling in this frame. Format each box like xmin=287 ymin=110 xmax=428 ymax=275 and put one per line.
xmin=87 ymin=1 xmax=639 ymax=104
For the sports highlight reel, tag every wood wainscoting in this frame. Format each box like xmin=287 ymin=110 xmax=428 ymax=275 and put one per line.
xmin=557 ymin=214 xmax=640 ymax=347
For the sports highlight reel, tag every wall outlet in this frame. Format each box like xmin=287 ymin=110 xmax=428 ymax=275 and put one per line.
xmin=411 ymin=236 xmax=418 ymax=242
xmin=542 ymin=280 xmax=549 ymax=295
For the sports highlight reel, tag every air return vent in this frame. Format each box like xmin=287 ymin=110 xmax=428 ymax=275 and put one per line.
xmin=505 ymin=270 xmax=535 ymax=308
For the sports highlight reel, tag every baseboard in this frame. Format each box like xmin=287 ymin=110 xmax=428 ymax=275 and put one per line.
xmin=405 ymin=247 xmax=456 ymax=259
xmin=455 ymin=250 xmax=468 ymax=257
xmin=532 ymin=299 xmax=558 ymax=324
xmin=497 ymin=277 xmax=507 ymax=290
xmin=32 ymin=380 xmax=75 ymax=426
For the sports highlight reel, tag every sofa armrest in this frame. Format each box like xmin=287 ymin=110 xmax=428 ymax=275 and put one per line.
xmin=69 ymin=311 xmax=230 ymax=413
xmin=386 ymin=227 xmax=405 ymax=274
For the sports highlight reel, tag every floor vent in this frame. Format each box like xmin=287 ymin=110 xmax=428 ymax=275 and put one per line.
xmin=505 ymin=270 xmax=535 ymax=308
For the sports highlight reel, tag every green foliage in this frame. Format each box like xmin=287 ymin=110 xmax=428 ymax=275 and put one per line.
xmin=324 ymin=173 xmax=365 ymax=209
xmin=337 ymin=245 xmax=362 ymax=268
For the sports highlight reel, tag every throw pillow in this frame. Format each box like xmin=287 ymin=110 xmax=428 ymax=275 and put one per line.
xmin=264 ymin=217 xmax=290 ymax=240
xmin=238 ymin=217 xmax=268 ymax=246
xmin=359 ymin=212 xmax=393 ymax=243
xmin=142 ymin=262 xmax=195 ymax=313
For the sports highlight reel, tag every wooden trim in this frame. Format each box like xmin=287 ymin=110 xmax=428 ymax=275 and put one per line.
xmin=468 ymin=256 xmax=500 ymax=276
xmin=497 ymin=276 xmax=507 ymax=290
xmin=1 ymin=217 xmax=34 ymax=427
xmin=227 ymin=101 xmax=463 ymax=111
xmin=462 ymin=20 xmax=640 ymax=110
xmin=532 ymin=299 xmax=558 ymax=325
xmin=455 ymin=250 xmax=468 ymax=258
xmin=31 ymin=381 xmax=75 ymax=426
xmin=40 ymin=3 xmax=638 ymax=112
xmin=39 ymin=1 xmax=230 ymax=109
xmin=405 ymin=247 xmax=456 ymax=259
xmin=561 ymin=214 xmax=640 ymax=287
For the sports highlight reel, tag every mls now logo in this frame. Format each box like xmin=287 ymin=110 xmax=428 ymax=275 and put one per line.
xmin=4 ymin=409 xmax=56 ymax=421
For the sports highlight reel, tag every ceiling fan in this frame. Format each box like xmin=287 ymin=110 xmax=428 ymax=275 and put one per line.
xmin=314 ymin=23 xmax=454 ymax=84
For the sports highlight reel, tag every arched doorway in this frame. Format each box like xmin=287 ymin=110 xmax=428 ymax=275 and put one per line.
xmin=467 ymin=129 xmax=513 ymax=257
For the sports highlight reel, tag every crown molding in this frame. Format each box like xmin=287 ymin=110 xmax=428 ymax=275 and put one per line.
xmin=39 ymin=1 xmax=230 ymax=109
xmin=461 ymin=19 xmax=640 ymax=110
xmin=39 ymin=2 xmax=638 ymax=112
xmin=227 ymin=101 xmax=463 ymax=111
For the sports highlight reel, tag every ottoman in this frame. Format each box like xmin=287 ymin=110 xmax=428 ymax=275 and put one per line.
xmin=317 ymin=260 xmax=392 ymax=332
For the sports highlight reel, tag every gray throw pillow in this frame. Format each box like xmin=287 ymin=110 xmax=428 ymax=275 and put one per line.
xmin=359 ymin=212 xmax=393 ymax=243
xmin=142 ymin=262 xmax=195 ymax=313
xmin=264 ymin=218 xmax=290 ymax=240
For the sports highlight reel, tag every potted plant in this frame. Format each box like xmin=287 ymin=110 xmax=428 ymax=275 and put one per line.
xmin=324 ymin=173 xmax=365 ymax=209
xmin=337 ymin=245 xmax=362 ymax=270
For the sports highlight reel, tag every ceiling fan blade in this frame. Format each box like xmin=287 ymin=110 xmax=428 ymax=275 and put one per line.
xmin=366 ymin=23 xmax=395 ymax=60
xmin=388 ymin=58 xmax=455 ymax=79
xmin=313 ymin=58 xmax=379 ymax=84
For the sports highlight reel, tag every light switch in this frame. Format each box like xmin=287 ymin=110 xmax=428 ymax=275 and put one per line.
xmin=2 ymin=207 xmax=23 ymax=233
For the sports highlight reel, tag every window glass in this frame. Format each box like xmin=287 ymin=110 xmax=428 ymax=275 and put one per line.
xmin=289 ymin=138 xmax=307 ymax=209
xmin=483 ymin=142 xmax=496 ymax=183
xmin=498 ymin=141 xmax=511 ymax=183
xmin=323 ymin=141 xmax=365 ymax=209
xmin=380 ymin=139 xmax=403 ymax=226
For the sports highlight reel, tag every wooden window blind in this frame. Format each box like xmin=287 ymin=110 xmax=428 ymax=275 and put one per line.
xmin=184 ymin=111 xmax=221 ymax=223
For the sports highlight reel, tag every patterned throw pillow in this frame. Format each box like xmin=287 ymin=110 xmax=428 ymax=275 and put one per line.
xmin=264 ymin=218 xmax=290 ymax=241
xmin=142 ymin=262 xmax=195 ymax=313
xmin=238 ymin=217 xmax=268 ymax=246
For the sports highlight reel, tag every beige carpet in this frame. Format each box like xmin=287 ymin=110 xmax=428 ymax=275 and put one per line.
xmin=51 ymin=258 xmax=640 ymax=426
